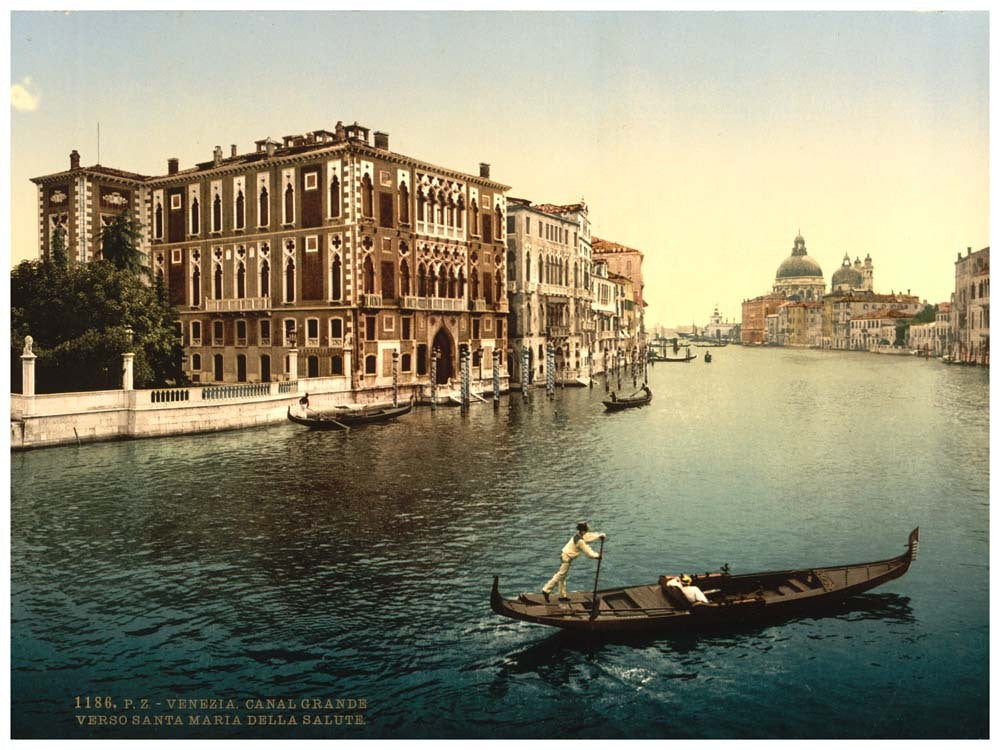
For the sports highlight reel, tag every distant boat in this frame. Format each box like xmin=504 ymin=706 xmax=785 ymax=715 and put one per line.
xmin=704 ymin=352 xmax=712 ymax=363
xmin=286 ymin=398 xmax=414 ymax=429
xmin=490 ymin=528 xmax=919 ymax=635
xmin=602 ymin=388 xmax=652 ymax=411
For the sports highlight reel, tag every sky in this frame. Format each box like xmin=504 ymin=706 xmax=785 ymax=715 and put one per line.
xmin=8 ymin=10 xmax=990 ymax=327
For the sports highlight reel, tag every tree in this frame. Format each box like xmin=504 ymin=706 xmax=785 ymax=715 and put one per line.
xmin=11 ymin=258 xmax=186 ymax=394
xmin=96 ymin=209 xmax=146 ymax=275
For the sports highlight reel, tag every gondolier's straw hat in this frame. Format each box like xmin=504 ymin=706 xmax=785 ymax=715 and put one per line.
xmin=577 ymin=521 xmax=589 ymax=531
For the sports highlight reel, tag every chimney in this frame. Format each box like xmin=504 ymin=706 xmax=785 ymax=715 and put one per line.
xmin=213 ymin=146 xmax=223 ymax=166
xmin=266 ymin=140 xmax=276 ymax=158
xmin=230 ymin=144 xmax=237 ymax=158
xmin=168 ymin=157 xmax=179 ymax=175
xmin=373 ymin=131 xmax=389 ymax=150
xmin=479 ymin=163 xmax=491 ymax=179
xmin=967 ymin=247 xmax=972 ymax=257
xmin=70 ymin=150 xmax=80 ymax=170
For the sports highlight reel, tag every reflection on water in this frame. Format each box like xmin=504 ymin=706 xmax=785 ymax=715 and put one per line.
xmin=11 ymin=347 xmax=988 ymax=739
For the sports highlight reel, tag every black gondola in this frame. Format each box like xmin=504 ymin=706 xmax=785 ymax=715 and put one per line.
xmin=491 ymin=528 xmax=918 ymax=635
xmin=602 ymin=388 xmax=652 ymax=411
xmin=286 ymin=397 xmax=414 ymax=430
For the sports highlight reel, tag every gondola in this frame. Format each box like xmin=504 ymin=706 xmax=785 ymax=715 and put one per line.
xmin=602 ymin=388 xmax=652 ymax=411
xmin=490 ymin=528 xmax=918 ymax=635
xmin=286 ymin=398 xmax=414 ymax=430
xmin=649 ymin=353 xmax=696 ymax=362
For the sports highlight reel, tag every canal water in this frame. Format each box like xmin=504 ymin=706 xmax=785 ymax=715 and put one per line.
xmin=10 ymin=347 xmax=989 ymax=739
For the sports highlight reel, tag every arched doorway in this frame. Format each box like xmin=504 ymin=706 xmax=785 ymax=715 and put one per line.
xmin=432 ymin=326 xmax=454 ymax=385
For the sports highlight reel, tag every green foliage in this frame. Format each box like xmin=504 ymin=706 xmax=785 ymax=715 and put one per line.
xmin=50 ymin=226 xmax=68 ymax=268
xmin=912 ymin=304 xmax=938 ymax=325
xmin=11 ymin=258 xmax=186 ymax=393
xmin=95 ymin=210 xmax=147 ymax=276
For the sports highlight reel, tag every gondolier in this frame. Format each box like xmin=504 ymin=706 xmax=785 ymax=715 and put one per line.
xmin=539 ymin=521 xmax=606 ymax=602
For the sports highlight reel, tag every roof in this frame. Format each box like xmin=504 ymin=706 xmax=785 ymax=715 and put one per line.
xmin=31 ymin=163 xmax=151 ymax=184
xmin=534 ymin=202 xmax=586 ymax=215
xmin=852 ymin=309 xmax=915 ymax=321
xmin=776 ymin=253 xmax=823 ymax=279
xmin=938 ymin=302 xmax=952 ymax=312
xmin=593 ymin=237 xmax=643 ymax=255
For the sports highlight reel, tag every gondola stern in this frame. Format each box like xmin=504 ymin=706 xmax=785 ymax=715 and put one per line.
xmin=908 ymin=527 xmax=920 ymax=562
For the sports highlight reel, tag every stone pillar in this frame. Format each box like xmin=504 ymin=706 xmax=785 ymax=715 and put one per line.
xmin=392 ymin=350 xmax=399 ymax=407
xmin=288 ymin=348 xmax=299 ymax=381
xmin=122 ymin=352 xmax=135 ymax=391
xmin=21 ymin=336 xmax=36 ymax=398
xmin=521 ymin=345 xmax=529 ymax=402
xmin=492 ymin=349 xmax=500 ymax=409
xmin=430 ymin=348 xmax=438 ymax=410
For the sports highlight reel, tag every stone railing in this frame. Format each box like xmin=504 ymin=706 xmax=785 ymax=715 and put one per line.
xmin=470 ymin=299 xmax=488 ymax=312
xmin=277 ymin=381 xmax=299 ymax=394
xmin=361 ymin=294 xmax=383 ymax=308
xmin=547 ymin=326 xmax=570 ymax=338
xmin=150 ymin=388 xmax=191 ymax=403
xmin=202 ymin=383 xmax=271 ymax=400
xmin=400 ymin=297 xmax=465 ymax=312
xmin=205 ymin=297 xmax=270 ymax=312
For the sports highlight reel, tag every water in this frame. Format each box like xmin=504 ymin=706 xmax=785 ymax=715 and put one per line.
xmin=10 ymin=347 xmax=989 ymax=739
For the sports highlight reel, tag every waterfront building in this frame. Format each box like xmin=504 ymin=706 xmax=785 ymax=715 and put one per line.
xmin=951 ymin=246 xmax=989 ymax=364
xmin=505 ymin=198 xmax=593 ymax=384
xmin=775 ymin=300 xmax=823 ymax=347
xmin=592 ymin=237 xmax=646 ymax=342
xmin=773 ymin=233 xmax=826 ymax=301
xmin=741 ymin=293 xmax=786 ymax=344
xmin=31 ymin=124 xmax=511 ymax=391
xmin=849 ymin=309 xmax=915 ymax=351
xmin=609 ymin=272 xmax=639 ymax=355
xmin=823 ymin=291 xmax=923 ymax=350
xmin=703 ymin=304 xmax=738 ymax=341
xmin=907 ymin=304 xmax=949 ymax=356
xmin=591 ymin=260 xmax=619 ymax=370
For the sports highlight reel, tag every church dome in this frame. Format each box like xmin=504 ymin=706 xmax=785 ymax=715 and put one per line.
xmin=832 ymin=255 xmax=863 ymax=289
xmin=775 ymin=232 xmax=823 ymax=279
xmin=776 ymin=254 xmax=823 ymax=279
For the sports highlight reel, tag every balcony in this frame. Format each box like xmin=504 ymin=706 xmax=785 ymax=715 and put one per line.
xmin=361 ymin=293 xmax=383 ymax=308
xmin=470 ymin=299 xmax=488 ymax=312
xmin=398 ymin=296 xmax=465 ymax=312
xmin=547 ymin=326 xmax=570 ymax=338
xmin=204 ymin=296 xmax=270 ymax=312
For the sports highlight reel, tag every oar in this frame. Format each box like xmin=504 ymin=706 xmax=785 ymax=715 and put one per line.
xmin=590 ymin=536 xmax=605 ymax=620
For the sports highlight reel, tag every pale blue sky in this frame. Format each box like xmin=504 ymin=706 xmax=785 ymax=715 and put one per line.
xmin=10 ymin=11 xmax=989 ymax=325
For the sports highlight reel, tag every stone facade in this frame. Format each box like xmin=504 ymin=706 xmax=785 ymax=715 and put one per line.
xmin=30 ymin=123 xmax=511 ymax=392
xmin=951 ymin=246 xmax=989 ymax=364
xmin=741 ymin=293 xmax=785 ymax=344
xmin=592 ymin=237 xmax=646 ymax=341
xmin=849 ymin=309 xmax=914 ymax=351
xmin=823 ymin=292 xmax=924 ymax=350
xmin=505 ymin=198 xmax=593 ymax=383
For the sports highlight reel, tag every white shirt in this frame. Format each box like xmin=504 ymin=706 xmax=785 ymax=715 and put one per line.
xmin=560 ymin=531 xmax=604 ymax=560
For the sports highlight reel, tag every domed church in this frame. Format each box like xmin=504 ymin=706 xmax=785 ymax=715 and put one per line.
xmin=831 ymin=253 xmax=874 ymax=293
xmin=772 ymin=232 xmax=826 ymax=300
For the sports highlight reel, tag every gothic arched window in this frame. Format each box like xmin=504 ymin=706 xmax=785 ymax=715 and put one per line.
xmin=329 ymin=175 xmax=340 ymax=218
xmin=495 ymin=206 xmax=502 ymax=240
xmin=190 ymin=198 xmax=199 ymax=234
xmin=399 ymin=183 xmax=410 ymax=225
xmin=361 ymin=173 xmax=373 ymax=218
xmin=418 ymin=263 xmax=427 ymax=297
xmin=400 ymin=259 xmax=411 ymax=296
xmin=456 ymin=196 xmax=464 ymax=230
xmin=214 ymin=264 xmax=223 ymax=298
xmin=428 ymin=266 xmax=437 ymax=297
xmin=236 ymin=262 xmax=246 ymax=299
xmin=448 ymin=267 xmax=457 ymax=298
xmin=155 ymin=202 xmax=163 ymax=238
xmin=285 ymin=258 xmax=295 ymax=302
xmin=259 ymin=186 xmax=269 ymax=227
xmin=331 ymin=255 xmax=342 ymax=301
xmin=212 ymin=194 xmax=222 ymax=232
xmin=259 ymin=259 xmax=270 ymax=297
xmin=417 ymin=189 xmax=426 ymax=222
xmin=235 ymin=191 xmax=245 ymax=229
xmin=363 ymin=255 xmax=375 ymax=294
xmin=284 ymin=183 xmax=294 ymax=224
xmin=191 ymin=267 xmax=201 ymax=307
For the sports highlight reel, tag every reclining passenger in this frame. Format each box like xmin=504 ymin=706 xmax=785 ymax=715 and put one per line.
xmin=664 ymin=574 xmax=710 ymax=606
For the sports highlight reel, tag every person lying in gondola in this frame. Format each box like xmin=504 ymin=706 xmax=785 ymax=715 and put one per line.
xmin=663 ymin=573 xmax=710 ymax=607
xmin=537 ymin=521 xmax=606 ymax=602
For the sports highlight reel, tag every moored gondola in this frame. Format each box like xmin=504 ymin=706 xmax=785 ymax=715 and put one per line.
xmin=491 ymin=528 xmax=918 ymax=634
xmin=286 ymin=397 xmax=414 ymax=430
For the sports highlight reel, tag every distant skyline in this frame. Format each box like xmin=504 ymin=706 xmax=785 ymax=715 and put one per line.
xmin=9 ymin=11 xmax=989 ymax=326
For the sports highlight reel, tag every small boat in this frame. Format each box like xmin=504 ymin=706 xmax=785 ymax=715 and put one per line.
xmin=491 ymin=528 xmax=918 ymax=635
xmin=602 ymin=388 xmax=652 ymax=411
xmin=286 ymin=398 xmax=414 ymax=429
xmin=704 ymin=352 xmax=712 ymax=363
